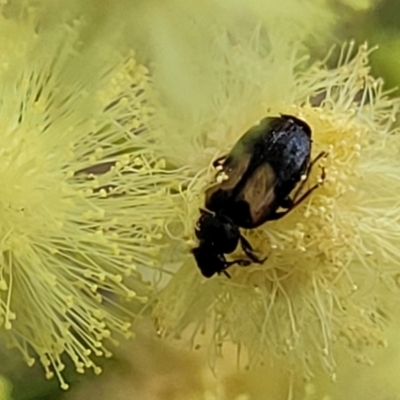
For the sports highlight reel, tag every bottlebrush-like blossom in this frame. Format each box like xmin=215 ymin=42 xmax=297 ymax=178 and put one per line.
xmin=0 ymin=14 xmax=177 ymax=389
xmin=152 ymin=40 xmax=400 ymax=379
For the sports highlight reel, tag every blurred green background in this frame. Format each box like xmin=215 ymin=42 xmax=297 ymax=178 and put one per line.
xmin=325 ymin=0 xmax=400 ymax=94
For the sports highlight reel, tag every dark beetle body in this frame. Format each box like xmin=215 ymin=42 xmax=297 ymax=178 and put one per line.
xmin=205 ymin=115 xmax=311 ymax=229
xmin=193 ymin=114 xmax=324 ymax=278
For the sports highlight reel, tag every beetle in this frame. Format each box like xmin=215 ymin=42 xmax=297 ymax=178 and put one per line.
xmin=192 ymin=114 xmax=326 ymax=278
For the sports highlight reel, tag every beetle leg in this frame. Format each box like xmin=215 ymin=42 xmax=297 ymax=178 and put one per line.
xmin=212 ymin=155 xmax=227 ymax=168
xmin=225 ymin=259 xmax=252 ymax=268
xmin=291 ymin=151 xmax=328 ymax=203
xmin=269 ymin=166 xmax=326 ymax=220
xmin=219 ymin=258 xmax=251 ymax=277
xmin=239 ymin=235 xmax=267 ymax=264
xmin=221 ymin=270 xmax=231 ymax=278
xmin=279 ymin=196 xmax=293 ymax=210
xmin=266 ymin=211 xmax=287 ymax=220
xmin=291 ymin=167 xmax=325 ymax=205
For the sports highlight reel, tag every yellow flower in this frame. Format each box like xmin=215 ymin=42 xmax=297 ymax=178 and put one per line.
xmin=0 ymin=13 xmax=171 ymax=389
xmin=152 ymin=41 xmax=400 ymax=379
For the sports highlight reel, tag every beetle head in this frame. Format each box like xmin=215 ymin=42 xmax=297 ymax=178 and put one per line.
xmin=195 ymin=210 xmax=240 ymax=254
xmin=192 ymin=245 xmax=229 ymax=278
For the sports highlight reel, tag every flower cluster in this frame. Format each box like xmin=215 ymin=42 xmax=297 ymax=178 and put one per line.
xmin=0 ymin=14 xmax=175 ymax=389
xmin=153 ymin=43 xmax=400 ymax=378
